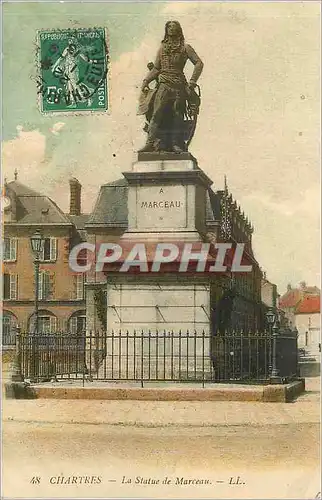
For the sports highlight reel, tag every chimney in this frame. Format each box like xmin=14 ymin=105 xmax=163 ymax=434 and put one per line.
xmin=69 ymin=178 xmax=81 ymax=216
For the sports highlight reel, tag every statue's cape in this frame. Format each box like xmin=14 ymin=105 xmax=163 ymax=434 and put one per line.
xmin=137 ymin=88 xmax=157 ymax=116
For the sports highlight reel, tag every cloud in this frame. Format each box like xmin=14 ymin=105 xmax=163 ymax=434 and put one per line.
xmin=50 ymin=122 xmax=65 ymax=136
xmin=2 ymin=126 xmax=46 ymax=183
xmin=239 ymin=185 xmax=320 ymax=291
xmin=163 ymin=2 xmax=200 ymax=14
xmin=242 ymin=186 xmax=320 ymax=218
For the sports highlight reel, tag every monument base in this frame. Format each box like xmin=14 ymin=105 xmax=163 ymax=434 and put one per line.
xmin=137 ymin=151 xmax=195 ymax=162
xmin=121 ymin=230 xmax=203 ymax=241
xmin=100 ymin=277 xmax=212 ymax=381
xmin=122 ymin=158 xmax=212 ymax=239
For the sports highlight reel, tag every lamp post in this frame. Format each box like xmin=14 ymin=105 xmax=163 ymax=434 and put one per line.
xmin=266 ymin=308 xmax=281 ymax=384
xmin=11 ymin=325 xmax=23 ymax=382
xmin=30 ymin=230 xmax=45 ymax=380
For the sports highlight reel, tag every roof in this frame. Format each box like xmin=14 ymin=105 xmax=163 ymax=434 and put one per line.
xmin=279 ymin=286 xmax=321 ymax=309
xmin=279 ymin=289 xmax=302 ymax=309
xmin=295 ymin=295 xmax=320 ymax=315
xmin=304 ymin=286 xmax=320 ymax=294
xmin=205 ymin=189 xmax=219 ymax=225
xmin=68 ymin=214 xmax=90 ymax=230
xmin=86 ymin=178 xmax=128 ymax=226
xmin=86 ymin=179 xmax=222 ymax=229
xmin=5 ymin=181 xmax=72 ymax=225
xmin=5 ymin=180 xmax=39 ymax=197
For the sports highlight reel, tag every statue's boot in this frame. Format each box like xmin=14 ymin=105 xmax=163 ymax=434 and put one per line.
xmin=138 ymin=141 xmax=155 ymax=153
xmin=138 ymin=121 xmax=159 ymax=153
xmin=172 ymin=144 xmax=184 ymax=154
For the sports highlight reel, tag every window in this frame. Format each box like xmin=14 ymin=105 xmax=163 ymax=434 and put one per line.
xmin=2 ymin=311 xmax=18 ymax=346
xmin=38 ymin=316 xmax=56 ymax=334
xmin=40 ymin=238 xmax=57 ymax=262
xmin=29 ymin=312 xmax=57 ymax=334
xmin=39 ymin=271 xmax=53 ymax=300
xmin=75 ymin=274 xmax=85 ymax=300
xmin=4 ymin=238 xmax=17 ymax=261
xmin=3 ymin=273 xmax=17 ymax=300
xmin=69 ymin=312 xmax=86 ymax=334
xmin=77 ymin=248 xmax=87 ymax=267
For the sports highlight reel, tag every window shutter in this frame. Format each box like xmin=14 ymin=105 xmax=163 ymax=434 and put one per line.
xmin=10 ymin=274 xmax=17 ymax=300
xmin=50 ymin=238 xmax=57 ymax=261
xmin=76 ymin=274 xmax=84 ymax=299
xmin=70 ymin=316 xmax=78 ymax=334
xmin=42 ymin=317 xmax=51 ymax=334
xmin=4 ymin=274 xmax=10 ymax=299
xmin=49 ymin=273 xmax=55 ymax=299
xmin=10 ymin=238 xmax=17 ymax=260
xmin=63 ymin=238 xmax=70 ymax=263
xmin=49 ymin=316 xmax=57 ymax=334
xmin=39 ymin=271 xmax=44 ymax=300
xmin=44 ymin=271 xmax=51 ymax=300
xmin=4 ymin=239 xmax=10 ymax=261
xmin=75 ymin=275 xmax=79 ymax=299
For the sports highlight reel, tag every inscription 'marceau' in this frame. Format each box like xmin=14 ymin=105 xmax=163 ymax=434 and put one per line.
xmin=141 ymin=201 xmax=182 ymax=209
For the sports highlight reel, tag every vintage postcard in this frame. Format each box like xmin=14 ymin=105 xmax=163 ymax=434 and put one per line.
xmin=1 ymin=1 xmax=320 ymax=499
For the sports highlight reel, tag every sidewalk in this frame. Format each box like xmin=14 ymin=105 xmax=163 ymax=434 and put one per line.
xmin=3 ymin=377 xmax=319 ymax=428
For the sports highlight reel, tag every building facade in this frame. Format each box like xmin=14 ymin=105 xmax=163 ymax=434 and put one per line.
xmin=279 ymin=281 xmax=320 ymax=329
xmin=2 ymin=176 xmax=88 ymax=345
xmin=294 ymin=295 xmax=320 ymax=352
xmin=2 ymin=173 xmax=269 ymax=344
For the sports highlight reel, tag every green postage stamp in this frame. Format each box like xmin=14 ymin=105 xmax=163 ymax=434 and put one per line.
xmin=37 ymin=28 xmax=108 ymax=113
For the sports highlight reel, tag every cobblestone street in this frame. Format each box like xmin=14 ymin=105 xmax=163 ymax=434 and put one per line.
xmin=2 ymin=378 xmax=320 ymax=499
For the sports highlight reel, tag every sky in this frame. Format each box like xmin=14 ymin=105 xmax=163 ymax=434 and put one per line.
xmin=2 ymin=1 xmax=320 ymax=293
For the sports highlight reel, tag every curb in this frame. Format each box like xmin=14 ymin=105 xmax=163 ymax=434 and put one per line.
xmin=5 ymin=380 xmax=305 ymax=403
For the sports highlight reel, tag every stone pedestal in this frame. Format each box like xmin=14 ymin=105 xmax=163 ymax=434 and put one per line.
xmin=105 ymin=277 xmax=212 ymax=380
xmin=122 ymin=155 xmax=212 ymax=241
xmin=101 ymin=155 xmax=214 ymax=381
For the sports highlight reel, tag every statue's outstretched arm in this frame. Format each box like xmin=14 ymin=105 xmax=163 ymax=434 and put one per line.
xmin=186 ymin=44 xmax=204 ymax=87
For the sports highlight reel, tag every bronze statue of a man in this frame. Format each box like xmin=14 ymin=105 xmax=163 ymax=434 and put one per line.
xmin=138 ymin=21 xmax=204 ymax=154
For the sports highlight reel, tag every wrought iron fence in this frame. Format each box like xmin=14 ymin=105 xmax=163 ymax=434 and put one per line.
xmin=17 ymin=329 xmax=299 ymax=385
xmin=212 ymin=332 xmax=272 ymax=382
xmin=20 ymin=334 xmax=87 ymax=381
xmin=212 ymin=330 xmax=298 ymax=382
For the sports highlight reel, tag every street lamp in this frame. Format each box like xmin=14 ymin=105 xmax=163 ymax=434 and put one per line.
xmin=30 ymin=230 xmax=45 ymax=257
xmin=30 ymin=230 xmax=45 ymax=335
xmin=30 ymin=230 xmax=45 ymax=381
xmin=266 ymin=308 xmax=281 ymax=384
xmin=266 ymin=308 xmax=275 ymax=329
